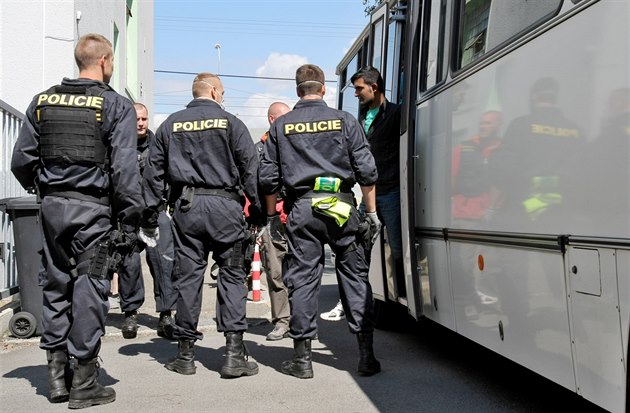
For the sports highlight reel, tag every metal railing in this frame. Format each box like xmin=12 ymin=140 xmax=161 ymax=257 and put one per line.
xmin=1 ymin=99 xmax=27 ymax=298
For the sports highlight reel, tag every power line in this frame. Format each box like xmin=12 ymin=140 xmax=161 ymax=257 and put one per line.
xmin=154 ymin=69 xmax=338 ymax=84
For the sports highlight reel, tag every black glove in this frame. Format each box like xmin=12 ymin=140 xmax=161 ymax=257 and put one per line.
xmin=267 ymin=213 xmax=285 ymax=243
xmin=359 ymin=212 xmax=382 ymax=251
xmin=365 ymin=212 xmax=382 ymax=246
xmin=246 ymin=203 xmax=267 ymax=227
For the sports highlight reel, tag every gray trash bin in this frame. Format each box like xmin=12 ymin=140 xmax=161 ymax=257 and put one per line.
xmin=0 ymin=195 xmax=43 ymax=338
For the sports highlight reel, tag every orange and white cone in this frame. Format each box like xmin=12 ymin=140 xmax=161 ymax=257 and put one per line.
xmin=251 ymin=244 xmax=261 ymax=302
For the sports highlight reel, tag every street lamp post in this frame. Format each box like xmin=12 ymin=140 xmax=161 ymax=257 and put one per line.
xmin=214 ymin=43 xmax=221 ymax=74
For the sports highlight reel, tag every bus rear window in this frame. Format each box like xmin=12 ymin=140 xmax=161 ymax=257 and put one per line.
xmin=458 ymin=0 xmax=562 ymax=69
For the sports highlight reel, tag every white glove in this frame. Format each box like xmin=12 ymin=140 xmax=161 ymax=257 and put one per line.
xmin=138 ymin=227 xmax=159 ymax=248
xmin=365 ymin=211 xmax=382 ymax=245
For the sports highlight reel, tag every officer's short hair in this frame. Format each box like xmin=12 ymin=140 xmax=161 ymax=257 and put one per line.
xmin=296 ymin=64 xmax=325 ymax=96
xmin=351 ymin=66 xmax=384 ymax=93
xmin=134 ymin=102 xmax=148 ymax=113
xmin=75 ymin=33 xmax=112 ymax=71
xmin=192 ymin=72 xmax=221 ymax=98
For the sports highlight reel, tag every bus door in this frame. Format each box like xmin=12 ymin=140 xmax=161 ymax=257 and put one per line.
xmin=366 ymin=1 xmax=410 ymax=305
xmin=566 ymin=244 xmax=626 ymax=412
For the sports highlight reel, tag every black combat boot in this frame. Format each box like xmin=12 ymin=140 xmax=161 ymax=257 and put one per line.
xmin=357 ymin=332 xmax=381 ymax=376
xmin=220 ymin=332 xmax=259 ymax=378
xmin=46 ymin=350 xmax=72 ymax=403
xmin=68 ymin=357 xmax=115 ymax=409
xmin=121 ymin=310 xmax=138 ymax=339
xmin=165 ymin=339 xmax=196 ymax=375
xmin=281 ymin=339 xmax=313 ymax=379
xmin=157 ymin=311 xmax=174 ymax=339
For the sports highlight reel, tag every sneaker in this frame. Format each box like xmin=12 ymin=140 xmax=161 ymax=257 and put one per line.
xmin=266 ymin=324 xmax=289 ymax=341
xmin=157 ymin=312 xmax=174 ymax=339
xmin=320 ymin=300 xmax=345 ymax=321
xmin=122 ymin=310 xmax=138 ymax=339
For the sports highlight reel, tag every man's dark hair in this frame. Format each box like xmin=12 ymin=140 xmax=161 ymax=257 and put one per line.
xmin=351 ymin=66 xmax=384 ymax=93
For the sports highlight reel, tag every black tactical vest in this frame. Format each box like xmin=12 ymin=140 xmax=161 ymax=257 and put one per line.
xmin=36 ymin=83 xmax=111 ymax=169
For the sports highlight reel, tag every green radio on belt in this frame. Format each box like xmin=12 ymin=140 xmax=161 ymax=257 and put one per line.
xmin=314 ymin=177 xmax=341 ymax=192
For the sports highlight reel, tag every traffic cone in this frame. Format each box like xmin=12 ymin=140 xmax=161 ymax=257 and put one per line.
xmin=251 ymin=244 xmax=261 ymax=302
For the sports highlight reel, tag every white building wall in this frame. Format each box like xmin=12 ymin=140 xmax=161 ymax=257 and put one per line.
xmin=0 ymin=0 xmax=153 ymax=115
xmin=0 ymin=0 xmax=153 ymax=299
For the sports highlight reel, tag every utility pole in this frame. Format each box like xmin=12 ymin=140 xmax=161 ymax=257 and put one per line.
xmin=214 ymin=43 xmax=221 ymax=74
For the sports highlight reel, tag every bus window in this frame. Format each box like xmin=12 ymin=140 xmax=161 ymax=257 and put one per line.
xmin=458 ymin=0 xmax=562 ymax=69
xmin=371 ymin=16 xmax=384 ymax=72
xmin=385 ymin=13 xmax=406 ymax=104
xmin=422 ymin=0 xmax=446 ymax=91
xmin=385 ymin=21 xmax=396 ymax=102
xmin=339 ymin=52 xmax=361 ymax=116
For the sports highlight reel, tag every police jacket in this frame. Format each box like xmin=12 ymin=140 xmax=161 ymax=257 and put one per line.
xmin=143 ymin=98 xmax=260 ymax=225
xmin=10 ymin=77 xmax=143 ymax=231
xmin=259 ymin=98 xmax=377 ymax=199
xmin=137 ymin=129 xmax=153 ymax=176
xmin=359 ymin=99 xmax=401 ymax=194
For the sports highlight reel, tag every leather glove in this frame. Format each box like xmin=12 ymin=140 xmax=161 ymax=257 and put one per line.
xmin=266 ymin=213 xmax=285 ymax=243
xmin=365 ymin=211 xmax=382 ymax=246
xmin=138 ymin=227 xmax=159 ymax=248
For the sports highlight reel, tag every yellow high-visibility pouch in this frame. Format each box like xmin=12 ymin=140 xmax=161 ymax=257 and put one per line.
xmin=312 ymin=196 xmax=351 ymax=227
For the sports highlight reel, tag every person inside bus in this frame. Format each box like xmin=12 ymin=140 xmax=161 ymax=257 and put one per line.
xmin=490 ymin=77 xmax=585 ymax=233
xmin=322 ymin=66 xmax=404 ymax=321
xmin=488 ymin=77 xmax=585 ymax=331
xmin=577 ymin=87 xmax=629 ymax=236
xmin=451 ymin=110 xmax=504 ymax=314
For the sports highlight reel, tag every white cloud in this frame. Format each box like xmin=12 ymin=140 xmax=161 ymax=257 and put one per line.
xmin=342 ymin=36 xmax=358 ymax=56
xmin=153 ymin=113 xmax=170 ymax=130
xmin=152 ymin=52 xmax=342 ymax=134
xmin=228 ymin=92 xmax=298 ymax=132
xmin=255 ymin=52 xmax=308 ymax=93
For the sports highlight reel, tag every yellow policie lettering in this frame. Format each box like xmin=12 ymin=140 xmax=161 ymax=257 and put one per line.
xmin=37 ymin=94 xmax=104 ymax=109
xmin=284 ymin=119 xmax=343 ymax=135
xmin=531 ymin=124 xmax=579 ymax=138
xmin=172 ymin=118 xmax=229 ymax=133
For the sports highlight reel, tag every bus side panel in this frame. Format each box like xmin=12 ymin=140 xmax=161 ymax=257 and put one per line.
xmin=419 ymin=238 xmax=455 ymax=330
xmin=368 ymin=233 xmax=387 ymax=302
xmin=619 ymin=249 xmax=629 ymax=413
xmin=449 ymin=241 xmax=575 ymax=391
xmin=568 ymin=247 xmax=626 ymax=412
xmin=619 ymin=249 xmax=629 ymax=381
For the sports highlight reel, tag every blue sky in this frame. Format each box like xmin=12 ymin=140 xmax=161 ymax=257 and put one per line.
xmin=153 ymin=0 xmax=370 ymax=133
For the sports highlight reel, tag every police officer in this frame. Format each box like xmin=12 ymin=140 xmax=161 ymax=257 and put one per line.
xmin=259 ymin=64 xmax=382 ymax=378
xmin=11 ymin=33 xmax=143 ymax=408
xmin=116 ymin=103 xmax=177 ymax=339
xmin=141 ymin=72 xmax=261 ymax=378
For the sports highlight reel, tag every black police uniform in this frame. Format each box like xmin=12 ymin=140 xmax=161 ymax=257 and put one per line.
xmin=119 ymin=129 xmax=176 ymax=315
xmin=143 ymin=98 xmax=260 ymax=342
xmin=259 ymin=98 xmax=378 ymax=339
xmin=11 ymin=78 xmax=143 ymax=360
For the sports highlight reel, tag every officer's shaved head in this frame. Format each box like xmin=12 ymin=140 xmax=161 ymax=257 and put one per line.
xmin=296 ymin=64 xmax=325 ymax=97
xmin=75 ymin=33 xmax=113 ymax=71
xmin=133 ymin=102 xmax=148 ymax=113
xmin=267 ymin=102 xmax=290 ymax=125
xmin=192 ymin=73 xmax=223 ymax=99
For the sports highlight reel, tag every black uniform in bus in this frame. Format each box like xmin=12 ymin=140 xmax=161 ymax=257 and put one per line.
xmin=259 ymin=98 xmax=378 ymax=340
xmin=11 ymin=78 xmax=143 ymax=360
xmin=143 ymin=98 xmax=260 ymax=342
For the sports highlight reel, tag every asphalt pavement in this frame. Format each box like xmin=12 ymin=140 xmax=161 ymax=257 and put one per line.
xmin=0 ymin=250 xmax=385 ymax=413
